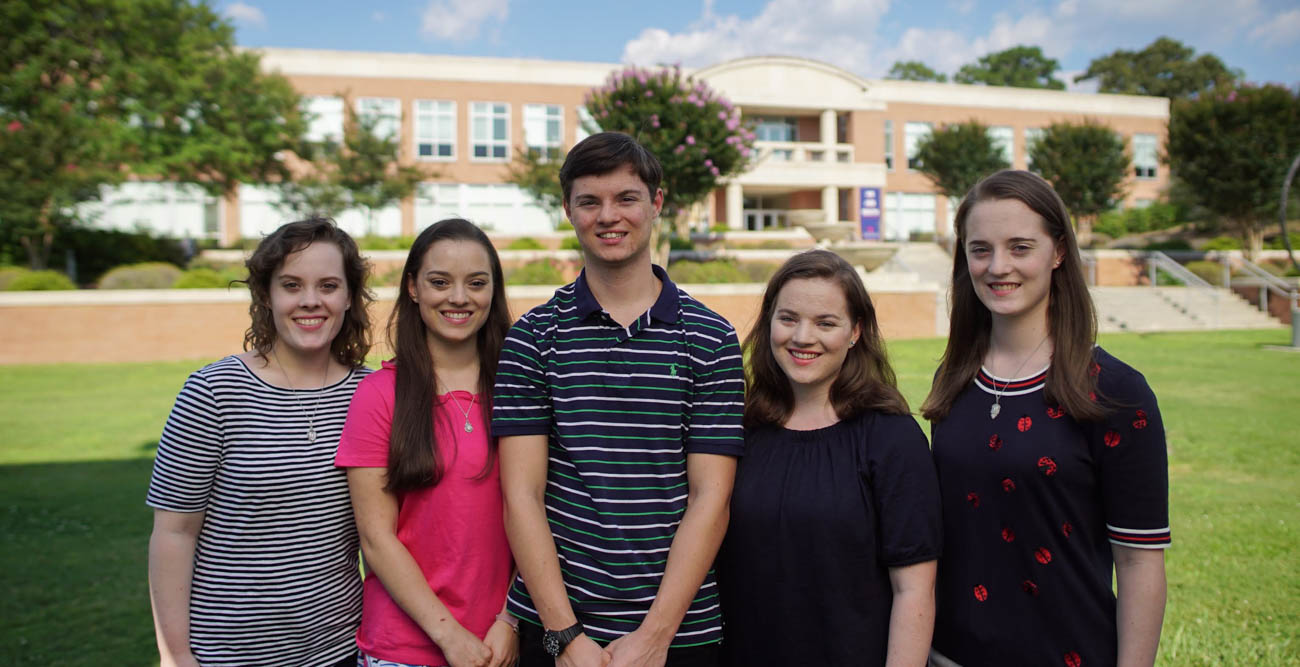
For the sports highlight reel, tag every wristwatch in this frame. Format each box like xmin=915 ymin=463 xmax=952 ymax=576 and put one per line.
xmin=542 ymin=621 xmax=585 ymax=657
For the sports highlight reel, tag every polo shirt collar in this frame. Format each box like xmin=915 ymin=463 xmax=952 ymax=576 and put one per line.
xmin=571 ymin=264 xmax=681 ymax=324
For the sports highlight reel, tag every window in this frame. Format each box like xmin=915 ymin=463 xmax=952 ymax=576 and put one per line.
xmin=356 ymin=97 xmax=401 ymax=141
xmin=524 ymin=104 xmax=563 ymax=160
xmin=988 ymin=126 xmax=1014 ymax=165
xmin=1023 ymin=128 xmax=1045 ymax=171
xmin=414 ymin=100 xmax=456 ymax=160
xmin=755 ymin=116 xmax=797 ymax=142
xmin=904 ymin=122 xmax=932 ymax=170
xmin=884 ymin=120 xmax=894 ymax=171
xmin=884 ymin=192 xmax=936 ymax=241
xmin=470 ymin=102 xmax=510 ymax=161
xmin=575 ymin=106 xmax=600 ymax=144
xmin=1133 ymin=133 xmax=1158 ymax=179
xmin=301 ymin=96 xmax=344 ymax=143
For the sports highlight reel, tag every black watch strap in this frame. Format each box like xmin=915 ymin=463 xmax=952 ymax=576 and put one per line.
xmin=543 ymin=621 xmax=585 ymax=657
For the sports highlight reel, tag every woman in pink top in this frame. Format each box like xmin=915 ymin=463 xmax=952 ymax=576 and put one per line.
xmin=336 ymin=218 xmax=517 ymax=667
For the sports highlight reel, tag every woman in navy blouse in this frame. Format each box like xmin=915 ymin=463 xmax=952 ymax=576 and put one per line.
xmin=720 ymin=249 xmax=942 ymax=666
xmin=922 ymin=170 xmax=1170 ymax=667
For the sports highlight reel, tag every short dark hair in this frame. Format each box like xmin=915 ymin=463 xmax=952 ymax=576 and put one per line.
xmin=560 ymin=131 xmax=663 ymax=203
xmin=241 ymin=217 xmax=373 ymax=368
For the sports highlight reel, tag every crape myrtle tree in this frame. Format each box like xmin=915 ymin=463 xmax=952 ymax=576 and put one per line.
xmin=1167 ymin=84 xmax=1300 ymax=256
xmin=0 ymin=0 xmax=305 ymax=268
xmin=913 ymin=120 xmax=1010 ymax=201
xmin=1028 ymin=121 xmax=1130 ymax=247
xmin=582 ymin=65 xmax=756 ymax=260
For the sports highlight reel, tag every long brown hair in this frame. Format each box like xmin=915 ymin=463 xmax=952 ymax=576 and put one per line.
xmin=385 ymin=218 xmax=512 ymax=494
xmin=743 ymin=249 xmax=909 ymax=429
xmin=242 ymin=217 xmax=373 ymax=368
xmin=921 ymin=170 xmax=1102 ymax=422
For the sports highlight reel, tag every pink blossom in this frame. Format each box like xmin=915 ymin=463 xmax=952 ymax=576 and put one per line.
xmin=645 ymin=90 xmax=654 ymax=97
xmin=6 ymin=120 xmax=20 ymax=132
xmin=740 ymin=147 xmax=752 ymax=157
xmin=717 ymin=111 xmax=728 ymax=120
xmin=674 ymin=144 xmax=686 ymax=154
xmin=704 ymin=159 xmax=713 ymax=167
xmin=685 ymin=135 xmax=696 ymax=145
xmin=726 ymin=118 xmax=739 ymax=131
xmin=695 ymin=100 xmax=705 ymax=108
xmin=651 ymin=114 xmax=660 ymax=128
xmin=615 ymin=100 xmax=624 ymax=107
xmin=710 ymin=166 xmax=721 ymax=176
xmin=1227 ymin=91 xmax=1237 ymax=102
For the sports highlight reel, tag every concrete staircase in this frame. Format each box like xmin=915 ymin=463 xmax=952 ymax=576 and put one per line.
xmin=1091 ymin=287 xmax=1283 ymax=332
xmin=876 ymin=242 xmax=955 ymax=286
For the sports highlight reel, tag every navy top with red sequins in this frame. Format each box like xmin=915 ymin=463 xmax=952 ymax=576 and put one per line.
xmin=931 ymin=346 xmax=1170 ymax=667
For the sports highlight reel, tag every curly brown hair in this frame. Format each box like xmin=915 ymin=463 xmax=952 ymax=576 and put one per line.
xmin=240 ymin=217 xmax=373 ymax=367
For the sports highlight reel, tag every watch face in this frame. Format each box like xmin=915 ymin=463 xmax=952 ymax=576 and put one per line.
xmin=543 ymin=632 xmax=561 ymax=657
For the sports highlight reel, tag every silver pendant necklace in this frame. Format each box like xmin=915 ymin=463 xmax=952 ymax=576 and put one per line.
xmin=988 ymin=335 xmax=1049 ymax=420
xmin=272 ymin=348 xmax=329 ymax=443
xmin=447 ymin=390 xmax=476 ymax=433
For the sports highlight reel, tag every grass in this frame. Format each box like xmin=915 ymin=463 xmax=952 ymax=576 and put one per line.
xmin=2 ymin=330 xmax=1297 ymax=665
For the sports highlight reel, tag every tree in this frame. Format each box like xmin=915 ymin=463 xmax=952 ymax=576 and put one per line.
xmin=1167 ymin=85 xmax=1300 ymax=255
xmin=583 ymin=66 xmax=756 ymax=258
xmin=0 ymin=0 xmax=304 ymax=268
xmin=1074 ymin=37 xmax=1239 ymax=99
xmin=1028 ymin=121 xmax=1130 ymax=246
xmin=505 ymin=147 xmax=565 ymax=226
xmin=913 ymin=120 xmax=1010 ymax=200
xmin=887 ymin=61 xmax=948 ymax=82
xmin=954 ymin=46 xmax=1066 ymax=90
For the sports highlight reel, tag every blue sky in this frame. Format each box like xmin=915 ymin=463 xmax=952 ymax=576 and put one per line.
xmin=222 ymin=0 xmax=1300 ymax=90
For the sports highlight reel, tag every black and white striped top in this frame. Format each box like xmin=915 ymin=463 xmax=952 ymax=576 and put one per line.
xmin=146 ymin=355 xmax=369 ymax=666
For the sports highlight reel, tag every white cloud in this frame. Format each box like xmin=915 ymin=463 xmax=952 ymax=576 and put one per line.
xmin=1249 ymin=8 xmax=1300 ymax=48
xmin=421 ymin=0 xmax=508 ymax=42
xmin=622 ymin=0 xmax=893 ymax=74
xmin=223 ymin=2 xmax=267 ymax=29
xmin=371 ymin=11 xmax=387 ymax=22
xmin=878 ymin=10 xmax=1070 ymax=79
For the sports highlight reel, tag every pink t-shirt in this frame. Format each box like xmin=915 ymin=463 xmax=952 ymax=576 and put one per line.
xmin=335 ymin=362 xmax=513 ymax=666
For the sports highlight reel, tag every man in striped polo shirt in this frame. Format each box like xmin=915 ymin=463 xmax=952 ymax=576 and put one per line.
xmin=493 ymin=132 xmax=745 ymax=667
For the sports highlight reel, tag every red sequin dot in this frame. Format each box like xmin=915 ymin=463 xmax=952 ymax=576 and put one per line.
xmin=1133 ymin=409 xmax=1148 ymax=429
xmin=1064 ymin=650 xmax=1082 ymax=667
xmin=1018 ymin=415 xmax=1033 ymax=432
xmin=1089 ymin=391 xmax=1097 ymax=402
xmin=966 ymin=492 xmax=980 ymax=508
xmin=973 ymin=584 xmax=988 ymax=602
xmin=1062 ymin=522 xmax=1073 ymax=538
xmin=1037 ymin=456 xmax=1058 ymax=476
xmin=988 ymin=434 xmax=1003 ymax=451
xmin=1047 ymin=405 xmax=1065 ymax=419
xmin=1001 ymin=527 xmax=1016 ymax=542
xmin=1034 ymin=547 xmax=1053 ymax=564
xmin=1104 ymin=430 xmax=1121 ymax=448
xmin=1090 ymin=362 xmax=1101 ymax=377
xmin=1001 ymin=477 xmax=1016 ymax=493
xmin=1022 ymin=579 xmax=1039 ymax=596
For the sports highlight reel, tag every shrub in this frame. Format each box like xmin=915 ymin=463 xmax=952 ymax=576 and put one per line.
xmin=1184 ymin=260 xmax=1225 ymax=286
xmin=755 ymin=240 xmax=793 ymax=250
xmin=1094 ymin=210 xmax=1128 ymax=239
xmin=1200 ymin=235 xmax=1242 ymax=251
xmin=560 ymin=236 xmax=583 ymax=251
xmin=508 ymin=259 xmax=566 ymax=285
xmin=371 ymin=265 xmax=406 ymax=288
xmin=7 ymin=270 xmax=77 ymax=291
xmin=54 ymin=228 xmax=189 ymax=284
xmin=668 ymin=236 xmax=694 ymax=251
xmin=98 ymin=262 xmax=183 ymax=289
xmin=506 ymin=237 xmax=546 ymax=251
xmin=357 ymin=235 xmax=415 ymax=251
xmin=742 ymin=261 xmax=782 ymax=283
xmin=667 ymin=259 xmax=750 ymax=284
xmin=1143 ymin=239 xmax=1193 ymax=251
xmin=173 ymin=268 xmax=241 ymax=289
xmin=0 ymin=267 xmax=30 ymax=290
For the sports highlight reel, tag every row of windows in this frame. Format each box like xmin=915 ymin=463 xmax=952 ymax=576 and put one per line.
xmin=884 ymin=121 xmax=1159 ymax=179
xmin=300 ymin=96 xmax=600 ymax=162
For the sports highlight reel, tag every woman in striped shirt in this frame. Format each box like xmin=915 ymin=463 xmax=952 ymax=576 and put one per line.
xmin=147 ymin=218 xmax=374 ymax=666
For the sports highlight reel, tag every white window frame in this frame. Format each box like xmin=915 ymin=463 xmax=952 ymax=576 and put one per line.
xmin=1023 ymin=128 xmax=1045 ymax=172
xmin=755 ymin=116 xmax=798 ymax=142
xmin=524 ymin=104 xmax=564 ymax=160
xmin=301 ymin=95 xmax=344 ymax=144
xmin=1133 ymin=133 xmax=1158 ymax=180
xmin=470 ymin=102 xmax=511 ymax=162
xmin=988 ymin=126 xmax=1014 ymax=166
xmin=905 ymin=122 xmax=932 ymax=171
xmin=355 ymin=97 xmax=402 ymax=142
xmin=414 ymin=100 xmax=456 ymax=161
xmin=575 ymin=106 xmax=600 ymax=144
xmin=884 ymin=120 xmax=894 ymax=171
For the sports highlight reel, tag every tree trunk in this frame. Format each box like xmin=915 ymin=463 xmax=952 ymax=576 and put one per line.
xmin=1075 ymin=214 xmax=1094 ymax=249
xmin=1240 ymin=221 xmax=1263 ymax=259
xmin=21 ymin=197 xmax=56 ymax=270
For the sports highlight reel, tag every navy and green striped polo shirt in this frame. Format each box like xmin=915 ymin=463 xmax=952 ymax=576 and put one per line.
xmin=491 ymin=264 xmax=745 ymax=647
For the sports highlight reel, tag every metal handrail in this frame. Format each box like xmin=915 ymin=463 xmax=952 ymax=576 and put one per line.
xmin=1235 ymin=258 xmax=1300 ymax=313
xmin=1146 ymin=251 xmax=1219 ymax=328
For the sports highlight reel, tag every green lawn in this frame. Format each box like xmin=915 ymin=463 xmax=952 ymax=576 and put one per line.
xmin=2 ymin=330 xmax=1297 ymax=665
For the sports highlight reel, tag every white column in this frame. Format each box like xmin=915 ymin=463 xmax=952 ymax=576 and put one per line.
xmin=820 ymin=109 xmax=836 ymax=162
xmin=822 ymin=186 xmax=837 ymax=225
xmin=727 ymin=181 xmax=744 ymax=230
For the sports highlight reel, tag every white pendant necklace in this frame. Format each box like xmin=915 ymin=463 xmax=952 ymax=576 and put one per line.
xmin=447 ymin=390 xmax=476 ymax=433
xmin=273 ymin=348 xmax=329 ymax=443
xmin=988 ymin=335 xmax=1049 ymax=420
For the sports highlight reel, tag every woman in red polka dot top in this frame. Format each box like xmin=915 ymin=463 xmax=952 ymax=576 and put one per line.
xmin=921 ymin=170 xmax=1170 ymax=667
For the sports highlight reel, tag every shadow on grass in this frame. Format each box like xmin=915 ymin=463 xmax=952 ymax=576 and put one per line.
xmin=0 ymin=458 xmax=157 ymax=666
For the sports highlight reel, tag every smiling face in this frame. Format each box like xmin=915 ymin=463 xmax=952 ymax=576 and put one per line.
xmin=769 ymin=277 xmax=861 ymax=402
xmin=268 ymin=241 xmax=350 ymax=359
xmin=562 ymin=164 xmax=664 ymax=270
xmin=407 ymin=238 xmax=495 ymax=353
xmin=964 ymin=197 xmax=1064 ymax=327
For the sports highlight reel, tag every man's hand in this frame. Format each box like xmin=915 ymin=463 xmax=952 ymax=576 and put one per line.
xmin=558 ymin=634 xmax=611 ymax=667
xmin=602 ymin=627 xmax=670 ymax=667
